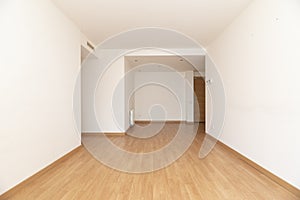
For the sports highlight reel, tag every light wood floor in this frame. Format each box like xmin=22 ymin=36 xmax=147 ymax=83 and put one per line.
xmin=1 ymin=123 xmax=299 ymax=200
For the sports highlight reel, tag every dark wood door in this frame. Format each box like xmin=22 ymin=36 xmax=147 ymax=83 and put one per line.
xmin=194 ymin=77 xmax=205 ymax=122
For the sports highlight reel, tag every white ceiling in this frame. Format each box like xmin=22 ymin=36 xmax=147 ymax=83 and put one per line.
xmin=52 ymin=0 xmax=252 ymax=46
xmin=125 ymin=55 xmax=205 ymax=72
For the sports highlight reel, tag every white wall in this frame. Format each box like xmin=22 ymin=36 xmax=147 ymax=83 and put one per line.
xmin=81 ymin=53 xmax=126 ymax=133
xmin=94 ymin=57 xmax=125 ymax=133
xmin=205 ymin=56 xmax=226 ymax=137
xmin=0 ymin=0 xmax=81 ymax=195
xmin=124 ymin=59 xmax=135 ymax=130
xmin=134 ymin=71 xmax=194 ymax=121
xmin=81 ymin=58 xmax=101 ymax=132
xmin=207 ymin=0 xmax=300 ymax=189
xmin=185 ymin=71 xmax=194 ymax=122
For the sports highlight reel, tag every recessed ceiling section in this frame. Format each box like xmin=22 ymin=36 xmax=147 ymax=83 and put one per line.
xmin=125 ymin=55 xmax=205 ymax=73
xmin=52 ymin=0 xmax=252 ymax=46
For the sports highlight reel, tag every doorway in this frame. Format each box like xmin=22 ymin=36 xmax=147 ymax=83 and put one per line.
xmin=194 ymin=77 xmax=205 ymax=123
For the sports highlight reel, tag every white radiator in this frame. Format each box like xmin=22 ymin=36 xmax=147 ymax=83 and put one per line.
xmin=129 ymin=109 xmax=135 ymax=127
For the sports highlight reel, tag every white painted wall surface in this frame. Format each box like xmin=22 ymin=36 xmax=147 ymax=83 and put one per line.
xmin=185 ymin=71 xmax=194 ymax=122
xmin=134 ymin=71 xmax=193 ymax=121
xmin=205 ymin=56 xmax=226 ymax=138
xmin=81 ymin=58 xmax=101 ymax=132
xmin=0 ymin=0 xmax=81 ymax=195
xmin=124 ymin=59 xmax=135 ymax=130
xmin=94 ymin=57 xmax=125 ymax=133
xmin=81 ymin=54 xmax=126 ymax=133
xmin=207 ymin=0 xmax=300 ymax=189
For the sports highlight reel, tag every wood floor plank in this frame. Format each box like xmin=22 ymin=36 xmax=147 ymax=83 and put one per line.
xmin=1 ymin=123 xmax=299 ymax=200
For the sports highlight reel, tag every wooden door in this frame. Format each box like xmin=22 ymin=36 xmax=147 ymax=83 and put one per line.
xmin=194 ymin=77 xmax=205 ymax=123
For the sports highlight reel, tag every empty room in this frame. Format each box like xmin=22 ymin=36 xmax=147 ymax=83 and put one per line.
xmin=0 ymin=0 xmax=299 ymax=199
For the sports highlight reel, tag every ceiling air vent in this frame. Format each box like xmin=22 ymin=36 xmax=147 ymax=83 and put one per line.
xmin=87 ymin=41 xmax=94 ymax=50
